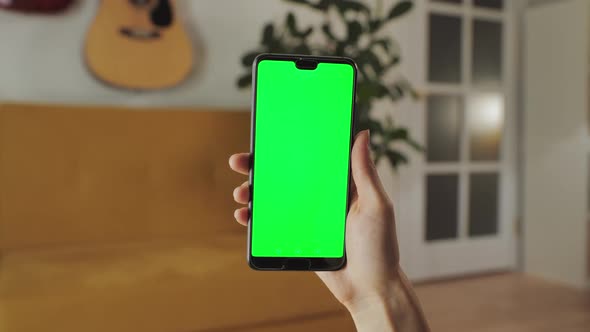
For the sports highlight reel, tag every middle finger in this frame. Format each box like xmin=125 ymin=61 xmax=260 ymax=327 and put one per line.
xmin=233 ymin=181 xmax=250 ymax=204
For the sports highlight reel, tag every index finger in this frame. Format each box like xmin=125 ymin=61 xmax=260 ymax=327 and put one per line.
xmin=229 ymin=153 xmax=251 ymax=175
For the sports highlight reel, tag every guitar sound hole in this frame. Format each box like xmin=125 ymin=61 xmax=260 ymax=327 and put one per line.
xmin=150 ymin=0 xmax=173 ymax=28
xmin=126 ymin=0 xmax=174 ymax=29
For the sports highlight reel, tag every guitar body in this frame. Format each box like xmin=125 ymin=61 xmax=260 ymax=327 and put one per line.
xmin=85 ymin=0 xmax=193 ymax=90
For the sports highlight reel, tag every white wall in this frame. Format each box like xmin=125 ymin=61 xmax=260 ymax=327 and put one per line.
xmin=523 ymin=0 xmax=589 ymax=288
xmin=0 ymin=0 xmax=290 ymax=107
xmin=0 ymin=0 xmax=419 ymax=110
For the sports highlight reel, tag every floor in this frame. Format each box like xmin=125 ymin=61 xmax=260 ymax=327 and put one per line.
xmin=210 ymin=273 xmax=590 ymax=331
xmin=415 ymin=273 xmax=590 ymax=332
xmin=2 ymin=262 xmax=589 ymax=332
xmin=211 ymin=273 xmax=590 ymax=332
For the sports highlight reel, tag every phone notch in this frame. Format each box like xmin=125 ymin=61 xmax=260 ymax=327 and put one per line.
xmin=295 ymin=59 xmax=318 ymax=70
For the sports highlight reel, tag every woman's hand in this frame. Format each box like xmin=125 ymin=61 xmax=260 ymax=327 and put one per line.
xmin=229 ymin=130 xmax=429 ymax=332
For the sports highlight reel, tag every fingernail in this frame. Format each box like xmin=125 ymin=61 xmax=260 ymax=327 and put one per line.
xmin=366 ymin=130 xmax=371 ymax=147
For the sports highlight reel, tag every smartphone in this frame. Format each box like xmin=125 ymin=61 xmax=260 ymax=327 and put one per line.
xmin=248 ymin=54 xmax=357 ymax=271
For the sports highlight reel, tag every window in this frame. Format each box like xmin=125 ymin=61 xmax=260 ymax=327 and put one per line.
xmin=425 ymin=0 xmax=505 ymax=241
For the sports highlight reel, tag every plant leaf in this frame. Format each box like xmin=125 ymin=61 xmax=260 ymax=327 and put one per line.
xmin=321 ymin=23 xmax=339 ymax=41
xmin=387 ymin=1 xmax=413 ymax=21
xmin=356 ymin=83 xmax=373 ymax=103
xmin=357 ymin=80 xmax=388 ymax=103
xmin=387 ymin=127 xmax=424 ymax=152
xmin=384 ymin=149 xmax=408 ymax=168
xmin=387 ymin=83 xmax=405 ymax=100
xmin=241 ymin=51 xmax=259 ymax=66
xmin=334 ymin=41 xmax=347 ymax=56
xmin=407 ymin=138 xmax=424 ymax=152
xmin=300 ymin=27 xmax=314 ymax=38
xmin=371 ymin=38 xmax=391 ymax=52
xmin=358 ymin=50 xmax=383 ymax=76
xmin=369 ymin=19 xmax=383 ymax=33
xmin=316 ymin=0 xmax=334 ymax=11
xmin=286 ymin=12 xmax=313 ymax=38
xmin=365 ymin=118 xmax=384 ymax=135
xmin=337 ymin=0 xmax=370 ymax=14
xmin=286 ymin=12 xmax=297 ymax=32
xmin=389 ymin=127 xmax=409 ymax=140
xmin=355 ymin=101 xmax=372 ymax=122
xmin=346 ymin=21 xmax=363 ymax=44
xmin=284 ymin=0 xmax=312 ymax=5
xmin=374 ymin=82 xmax=389 ymax=98
xmin=396 ymin=78 xmax=420 ymax=100
xmin=385 ymin=79 xmax=414 ymax=102
xmin=262 ymin=23 xmax=275 ymax=46
xmin=236 ymin=73 xmax=252 ymax=88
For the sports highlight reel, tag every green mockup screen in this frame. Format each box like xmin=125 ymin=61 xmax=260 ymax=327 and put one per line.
xmin=251 ymin=59 xmax=355 ymax=258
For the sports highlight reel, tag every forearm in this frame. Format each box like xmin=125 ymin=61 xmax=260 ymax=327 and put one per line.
xmin=346 ymin=271 xmax=430 ymax=332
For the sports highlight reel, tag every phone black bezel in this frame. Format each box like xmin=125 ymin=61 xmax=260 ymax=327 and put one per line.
xmin=247 ymin=53 xmax=358 ymax=271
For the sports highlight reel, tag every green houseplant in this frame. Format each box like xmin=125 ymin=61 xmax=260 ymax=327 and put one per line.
xmin=237 ymin=0 xmax=422 ymax=168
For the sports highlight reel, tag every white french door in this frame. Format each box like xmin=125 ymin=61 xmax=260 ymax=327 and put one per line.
xmin=393 ymin=0 xmax=518 ymax=280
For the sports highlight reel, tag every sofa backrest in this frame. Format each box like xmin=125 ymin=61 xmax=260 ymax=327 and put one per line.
xmin=0 ymin=103 xmax=250 ymax=250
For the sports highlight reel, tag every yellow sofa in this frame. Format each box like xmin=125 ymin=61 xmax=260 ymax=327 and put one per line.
xmin=0 ymin=103 xmax=354 ymax=332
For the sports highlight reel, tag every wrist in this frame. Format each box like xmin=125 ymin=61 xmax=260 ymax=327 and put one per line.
xmin=348 ymin=294 xmax=399 ymax=332
xmin=345 ymin=269 xmax=421 ymax=332
xmin=344 ymin=267 xmax=406 ymax=314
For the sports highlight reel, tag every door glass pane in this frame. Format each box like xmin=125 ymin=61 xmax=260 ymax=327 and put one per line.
xmin=474 ymin=0 xmax=503 ymax=10
xmin=468 ymin=173 xmax=499 ymax=236
xmin=468 ymin=94 xmax=503 ymax=161
xmin=432 ymin=0 xmax=462 ymax=4
xmin=427 ymin=95 xmax=462 ymax=162
xmin=472 ymin=19 xmax=502 ymax=84
xmin=429 ymin=14 xmax=462 ymax=83
xmin=426 ymin=174 xmax=459 ymax=241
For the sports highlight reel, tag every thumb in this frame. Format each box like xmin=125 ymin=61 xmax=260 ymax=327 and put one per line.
xmin=351 ymin=130 xmax=388 ymax=207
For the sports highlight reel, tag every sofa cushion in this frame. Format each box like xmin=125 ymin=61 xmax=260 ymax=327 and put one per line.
xmin=0 ymin=234 xmax=348 ymax=332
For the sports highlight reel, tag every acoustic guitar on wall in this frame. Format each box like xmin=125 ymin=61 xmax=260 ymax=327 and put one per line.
xmin=85 ymin=0 xmax=194 ymax=90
